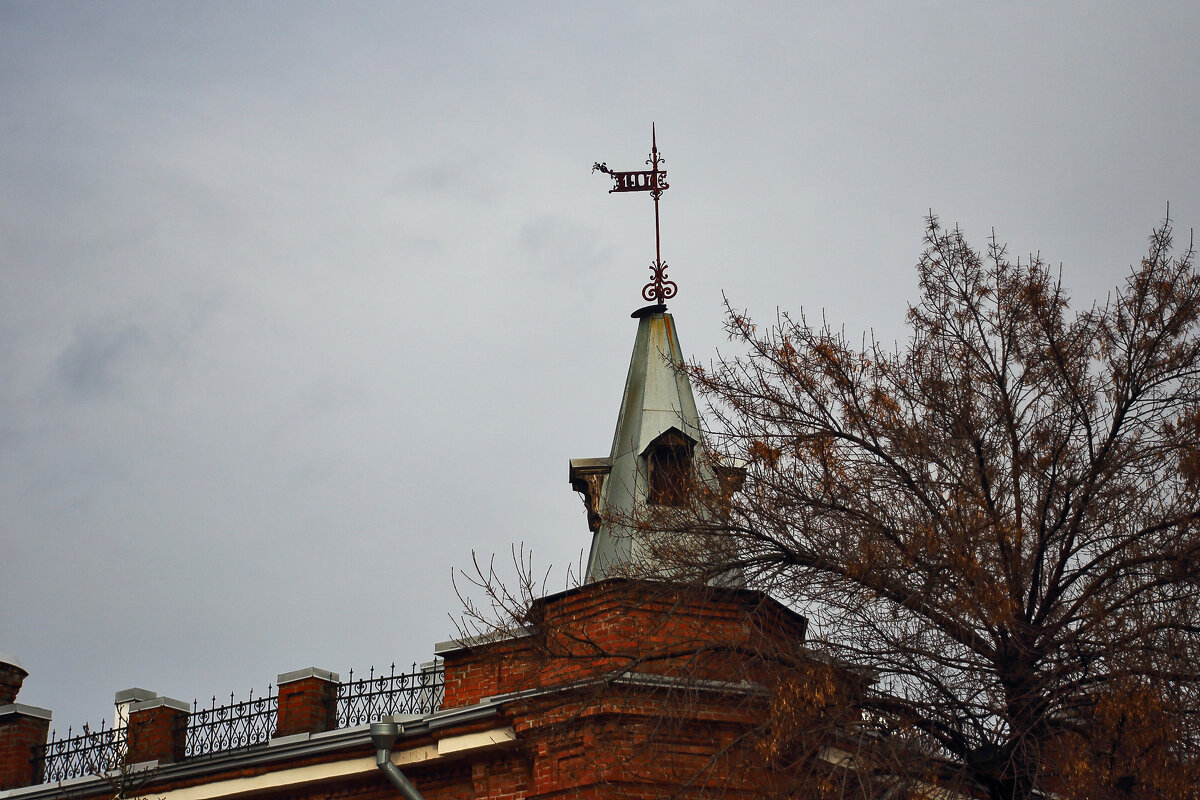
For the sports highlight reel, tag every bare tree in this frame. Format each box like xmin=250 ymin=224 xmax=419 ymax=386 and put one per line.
xmin=666 ymin=215 xmax=1200 ymax=799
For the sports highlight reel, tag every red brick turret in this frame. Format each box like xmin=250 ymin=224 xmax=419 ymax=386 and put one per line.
xmin=437 ymin=578 xmax=811 ymax=800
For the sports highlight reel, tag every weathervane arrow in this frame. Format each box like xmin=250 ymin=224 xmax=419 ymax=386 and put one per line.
xmin=593 ymin=124 xmax=677 ymax=310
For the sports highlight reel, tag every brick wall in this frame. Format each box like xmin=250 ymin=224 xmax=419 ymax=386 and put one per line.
xmin=126 ymin=697 xmax=190 ymax=765
xmin=1 ymin=580 xmax=814 ymax=800
xmin=0 ymin=662 xmax=27 ymax=706
xmin=0 ymin=708 xmax=51 ymax=789
xmin=438 ymin=579 xmax=812 ymax=800
xmin=443 ymin=578 xmax=808 ymax=709
xmin=275 ymin=668 xmax=339 ymax=738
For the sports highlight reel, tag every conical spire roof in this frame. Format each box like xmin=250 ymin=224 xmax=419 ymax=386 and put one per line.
xmin=570 ymin=308 xmax=742 ymax=584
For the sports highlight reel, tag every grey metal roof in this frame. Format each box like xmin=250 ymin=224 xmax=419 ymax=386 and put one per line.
xmin=575 ymin=311 xmax=738 ymax=584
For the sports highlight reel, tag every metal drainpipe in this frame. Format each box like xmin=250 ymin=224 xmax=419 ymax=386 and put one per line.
xmin=369 ymin=721 xmax=426 ymax=800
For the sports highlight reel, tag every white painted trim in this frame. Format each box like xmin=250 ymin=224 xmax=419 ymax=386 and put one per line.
xmin=150 ymin=756 xmax=379 ymax=800
xmin=436 ymin=727 xmax=515 ymax=755
xmin=148 ymin=726 xmax=515 ymax=800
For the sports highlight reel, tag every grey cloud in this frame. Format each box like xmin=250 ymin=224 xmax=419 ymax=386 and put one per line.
xmin=518 ymin=216 xmax=612 ymax=279
xmin=402 ymin=164 xmax=466 ymax=194
xmin=53 ymin=319 xmax=149 ymax=399
xmin=3 ymin=0 xmax=1199 ymax=733
xmin=390 ymin=153 xmax=502 ymax=206
xmin=47 ymin=290 xmax=224 ymax=402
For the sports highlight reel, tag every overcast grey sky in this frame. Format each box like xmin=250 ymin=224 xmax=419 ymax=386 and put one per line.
xmin=3 ymin=1 xmax=1199 ymax=730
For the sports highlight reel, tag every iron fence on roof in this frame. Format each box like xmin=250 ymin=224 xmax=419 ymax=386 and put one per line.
xmin=185 ymin=687 xmax=278 ymax=758
xmin=31 ymin=660 xmax=443 ymax=785
xmin=39 ymin=719 xmax=128 ymax=784
xmin=335 ymin=662 xmax=444 ymax=728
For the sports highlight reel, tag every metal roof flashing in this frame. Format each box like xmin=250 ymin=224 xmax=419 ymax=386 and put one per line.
xmin=0 ymin=703 xmax=51 ymax=721
xmin=432 ymin=625 xmax=536 ymax=657
xmin=276 ymin=667 xmax=340 ymax=686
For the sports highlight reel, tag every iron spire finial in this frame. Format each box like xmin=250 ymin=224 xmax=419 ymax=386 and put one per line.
xmin=593 ymin=125 xmax=677 ymax=313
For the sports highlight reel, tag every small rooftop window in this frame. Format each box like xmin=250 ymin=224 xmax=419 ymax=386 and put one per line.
xmin=645 ymin=429 xmax=694 ymax=507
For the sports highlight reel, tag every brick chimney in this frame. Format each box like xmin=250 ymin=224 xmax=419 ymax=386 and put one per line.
xmin=0 ymin=654 xmax=52 ymax=790
xmin=126 ymin=695 xmax=190 ymax=765
xmin=274 ymin=668 xmax=339 ymax=739
xmin=0 ymin=655 xmax=27 ymax=705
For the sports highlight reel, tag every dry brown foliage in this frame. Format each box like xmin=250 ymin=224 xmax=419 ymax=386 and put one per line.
xmin=667 ymin=215 xmax=1200 ymax=800
xmin=462 ymin=215 xmax=1200 ymax=800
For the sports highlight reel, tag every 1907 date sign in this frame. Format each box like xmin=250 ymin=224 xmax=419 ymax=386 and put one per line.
xmin=604 ymin=168 xmax=668 ymax=194
xmin=593 ymin=125 xmax=677 ymax=308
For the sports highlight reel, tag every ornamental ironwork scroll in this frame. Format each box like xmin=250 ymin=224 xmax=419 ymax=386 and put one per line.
xmin=185 ymin=687 xmax=279 ymax=758
xmin=335 ymin=662 xmax=444 ymax=727
xmin=29 ymin=662 xmax=445 ymax=786
xmin=39 ymin=720 xmax=128 ymax=783
xmin=593 ymin=125 xmax=678 ymax=308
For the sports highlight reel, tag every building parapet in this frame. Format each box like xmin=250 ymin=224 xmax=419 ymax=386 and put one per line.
xmin=12 ymin=661 xmax=443 ymax=789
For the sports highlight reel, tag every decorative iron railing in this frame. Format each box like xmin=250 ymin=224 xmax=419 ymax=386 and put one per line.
xmin=185 ymin=687 xmax=278 ymax=758
xmin=32 ymin=660 xmax=444 ymax=785
xmin=39 ymin=720 xmax=128 ymax=783
xmin=336 ymin=662 xmax=444 ymax=727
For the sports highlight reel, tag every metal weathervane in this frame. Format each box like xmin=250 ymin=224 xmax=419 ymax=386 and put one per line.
xmin=593 ymin=125 xmax=677 ymax=309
